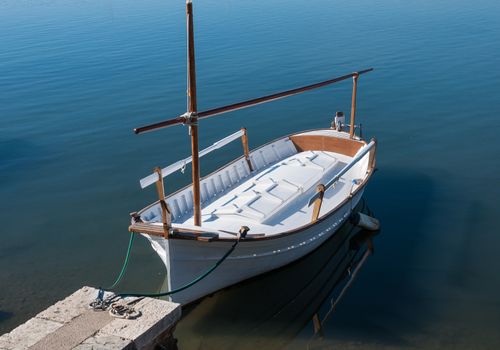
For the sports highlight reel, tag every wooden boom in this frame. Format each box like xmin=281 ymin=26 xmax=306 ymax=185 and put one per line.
xmin=134 ymin=68 xmax=373 ymax=134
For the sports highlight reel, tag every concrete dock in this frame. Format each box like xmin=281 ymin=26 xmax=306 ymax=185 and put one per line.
xmin=0 ymin=286 xmax=181 ymax=350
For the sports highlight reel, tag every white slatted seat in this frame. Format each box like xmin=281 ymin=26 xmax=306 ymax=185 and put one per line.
xmin=210 ymin=150 xmax=344 ymax=224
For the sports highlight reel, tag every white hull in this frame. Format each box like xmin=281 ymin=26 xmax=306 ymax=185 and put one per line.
xmin=144 ymin=189 xmax=364 ymax=304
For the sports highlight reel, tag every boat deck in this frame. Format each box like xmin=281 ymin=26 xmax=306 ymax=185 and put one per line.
xmin=135 ymin=129 xmax=369 ymax=238
xmin=185 ymin=150 xmax=353 ymax=236
xmin=139 ymin=135 xmax=368 ymax=238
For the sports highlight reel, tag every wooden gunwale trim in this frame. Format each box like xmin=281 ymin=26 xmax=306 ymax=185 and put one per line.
xmin=133 ymin=167 xmax=374 ymax=242
xmin=289 ymin=134 xmax=364 ymax=157
xmin=133 ymin=130 xmax=376 ymax=242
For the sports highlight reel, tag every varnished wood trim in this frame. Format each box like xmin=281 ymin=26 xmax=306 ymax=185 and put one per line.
xmin=154 ymin=167 xmax=171 ymax=238
xmin=241 ymin=127 xmax=253 ymax=171
xmin=289 ymin=134 xmax=364 ymax=157
xmin=129 ymin=222 xmax=168 ymax=236
xmin=311 ymin=184 xmax=325 ymax=223
xmin=349 ymin=73 xmax=359 ymax=139
xmin=187 ymin=1 xmax=201 ymax=227
xmin=368 ymin=138 xmax=377 ymax=170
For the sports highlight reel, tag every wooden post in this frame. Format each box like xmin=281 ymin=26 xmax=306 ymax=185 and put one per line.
xmin=311 ymin=184 xmax=326 ymax=223
xmin=312 ymin=313 xmax=323 ymax=335
xmin=187 ymin=0 xmax=201 ymax=226
xmin=368 ymin=137 xmax=377 ymax=171
xmin=154 ymin=167 xmax=171 ymax=238
xmin=241 ymin=128 xmax=253 ymax=171
xmin=349 ymin=73 xmax=359 ymax=139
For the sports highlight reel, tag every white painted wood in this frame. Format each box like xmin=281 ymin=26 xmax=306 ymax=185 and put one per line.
xmin=140 ymin=129 xmax=245 ymax=189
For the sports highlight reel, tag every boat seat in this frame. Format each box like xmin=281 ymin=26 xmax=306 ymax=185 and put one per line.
xmin=211 ymin=150 xmax=345 ymax=224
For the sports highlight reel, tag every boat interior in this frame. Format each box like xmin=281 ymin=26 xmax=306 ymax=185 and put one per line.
xmin=137 ymin=129 xmax=374 ymax=238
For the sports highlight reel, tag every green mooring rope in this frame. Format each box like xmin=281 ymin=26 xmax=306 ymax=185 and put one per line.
xmin=116 ymin=238 xmax=239 ymax=298
xmin=99 ymin=232 xmax=239 ymax=300
xmin=104 ymin=232 xmax=136 ymax=290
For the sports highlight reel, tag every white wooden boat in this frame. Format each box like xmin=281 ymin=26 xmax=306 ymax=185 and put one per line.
xmin=128 ymin=0 xmax=377 ymax=305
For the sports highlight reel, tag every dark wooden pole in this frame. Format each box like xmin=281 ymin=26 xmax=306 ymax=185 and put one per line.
xmin=349 ymin=73 xmax=359 ymax=139
xmin=134 ymin=68 xmax=374 ymax=134
xmin=187 ymin=0 xmax=201 ymax=226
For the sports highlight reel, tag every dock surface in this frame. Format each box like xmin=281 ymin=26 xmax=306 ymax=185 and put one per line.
xmin=0 ymin=286 xmax=181 ymax=350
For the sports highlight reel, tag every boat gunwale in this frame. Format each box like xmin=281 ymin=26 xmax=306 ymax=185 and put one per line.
xmin=134 ymin=128 xmax=374 ymax=242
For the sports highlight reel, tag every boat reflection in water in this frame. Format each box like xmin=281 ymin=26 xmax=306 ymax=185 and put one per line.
xmin=173 ymin=202 xmax=378 ymax=350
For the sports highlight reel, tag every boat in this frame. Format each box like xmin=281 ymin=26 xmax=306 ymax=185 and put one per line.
xmin=128 ymin=0 xmax=377 ymax=305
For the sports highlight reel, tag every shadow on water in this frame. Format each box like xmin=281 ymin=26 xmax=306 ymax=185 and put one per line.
xmin=312 ymin=168 xmax=436 ymax=348
xmin=174 ymin=202 xmax=379 ymax=350
xmin=447 ymin=200 xmax=483 ymax=289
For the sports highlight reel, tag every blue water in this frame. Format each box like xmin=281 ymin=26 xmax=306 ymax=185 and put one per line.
xmin=2 ymin=0 xmax=500 ymax=347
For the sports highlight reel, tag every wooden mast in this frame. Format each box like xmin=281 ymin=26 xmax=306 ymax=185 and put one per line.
xmin=186 ymin=0 xmax=201 ymax=226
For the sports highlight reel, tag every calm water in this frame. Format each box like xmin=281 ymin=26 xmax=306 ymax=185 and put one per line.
xmin=2 ymin=0 xmax=500 ymax=347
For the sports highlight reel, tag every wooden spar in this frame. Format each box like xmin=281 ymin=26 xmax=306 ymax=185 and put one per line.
xmin=241 ymin=128 xmax=253 ymax=171
xmin=186 ymin=0 xmax=201 ymax=227
xmin=349 ymin=73 xmax=359 ymax=139
xmin=134 ymin=68 xmax=374 ymax=134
